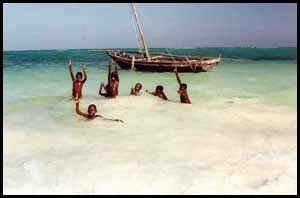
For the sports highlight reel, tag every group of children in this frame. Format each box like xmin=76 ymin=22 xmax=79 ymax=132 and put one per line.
xmin=69 ymin=60 xmax=191 ymax=122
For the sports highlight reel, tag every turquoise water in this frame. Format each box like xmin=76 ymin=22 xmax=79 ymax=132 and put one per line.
xmin=3 ymin=48 xmax=297 ymax=194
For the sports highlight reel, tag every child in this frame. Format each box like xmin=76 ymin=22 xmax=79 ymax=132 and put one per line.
xmin=174 ymin=68 xmax=191 ymax=104
xmin=68 ymin=60 xmax=87 ymax=99
xmin=99 ymin=60 xmax=119 ymax=98
xmin=75 ymin=96 xmax=123 ymax=122
xmin=130 ymin=83 xmax=143 ymax=96
xmin=146 ymin=85 xmax=168 ymax=100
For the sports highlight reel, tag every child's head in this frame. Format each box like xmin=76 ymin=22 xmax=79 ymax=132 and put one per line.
xmin=135 ymin=83 xmax=142 ymax=91
xmin=87 ymin=104 xmax=97 ymax=116
xmin=76 ymin=72 xmax=83 ymax=81
xmin=111 ymin=72 xmax=119 ymax=81
xmin=180 ymin=83 xmax=187 ymax=91
xmin=156 ymin=85 xmax=164 ymax=93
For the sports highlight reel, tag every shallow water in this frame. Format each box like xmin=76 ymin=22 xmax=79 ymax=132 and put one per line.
xmin=3 ymin=48 xmax=297 ymax=194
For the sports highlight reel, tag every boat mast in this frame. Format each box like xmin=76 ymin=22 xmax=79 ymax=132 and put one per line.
xmin=129 ymin=3 xmax=151 ymax=61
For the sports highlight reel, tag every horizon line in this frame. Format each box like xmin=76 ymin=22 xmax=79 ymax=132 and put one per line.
xmin=3 ymin=46 xmax=297 ymax=52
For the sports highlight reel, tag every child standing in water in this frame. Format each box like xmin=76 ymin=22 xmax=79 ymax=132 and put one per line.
xmin=174 ymin=68 xmax=191 ymax=104
xmin=75 ymin=96 xmax=123 ymax=122
xmin=130 ymin=83 xmax=143 ymax=96
xmin=68 ymin=60 xmax=87 ymax=99
xmin=146 ymin=85 xmax=168 ymax=100
xmin=99 ymin=60 xmax=119 ymax=98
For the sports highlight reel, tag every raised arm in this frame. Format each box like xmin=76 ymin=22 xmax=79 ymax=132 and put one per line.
xmin=130 ymin=88 xmax=134 ymax=95
xmin=108 ymin=61 xmax=112 ymax=84
xmin=99 ymin=82 xmax=106 ymax=96
xmin=97 ymin=114 xmax=124 ymax=123
xmin=75 ymin=97 xmax=89 ymax=118
xmin=145 ymin=90 xmax=156 ymax=96
xmin=68 ymin=60 xmax=75 ymax=82
xmin=82 ymin=64 xmax=87 ymax=83
xmin=174 ymin=68 xmax=181 ymax=85
xmin=162 ymin=92 xmax=168 ymax=100
xmin=114 ymin=62 xmax=119 ymax=77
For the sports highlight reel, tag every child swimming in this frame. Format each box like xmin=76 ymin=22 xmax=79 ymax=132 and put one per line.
xmin=174 ymin=68 xmax=191 ymax=104
xmin=75 ymin=96 xmax=124 ymax=122
xmin=68 ymin=60 xmax=87 ymax=99
xmin=146 ymin=85 xmax=168 ymax=100
xmin=99 ymin=60 xmax=119 ymax=98
xmin=130 ymin=83 xmax=143 ymax=96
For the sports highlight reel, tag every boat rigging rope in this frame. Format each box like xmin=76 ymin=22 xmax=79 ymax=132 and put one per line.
xmin=130 ymin=4 xmax=201 ymax=73
xmin=137 ymin=4 xmax=171 ymax=57
xmin=184 ymin=56 xmax=197 ymax=72
xmin=166 ymin=48 xmax=176 ymax=61
xmin=136 ymin=5 xmax=197 ymax=71
xmin=129 ymin=4 xmax=144 ymax=54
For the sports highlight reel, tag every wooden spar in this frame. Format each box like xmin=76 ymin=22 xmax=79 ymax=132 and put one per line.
xmin=131 ymin=56 xmax=135 ymax=69
xmin=129 ymin=3 xmax=151 ymax=62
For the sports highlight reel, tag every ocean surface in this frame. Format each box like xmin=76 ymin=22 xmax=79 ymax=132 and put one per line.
xmin=3 ymin=48 xmax=297 ymax=195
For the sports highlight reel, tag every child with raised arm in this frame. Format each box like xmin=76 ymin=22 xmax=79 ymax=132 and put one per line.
xmin=174 ymin=68 xmax=191 ymax=104
xmin=68 ymin=60 xmax=87 ymax=99
xmin=146 ymin=85 xmax=168 ymax=100
xmin=99 ymin=60 xmax=119 ymax=98
xmin=130 ymin=83 xmax=143 ymax=96
xmin=75 ymin=96 xmax=123 ymax=122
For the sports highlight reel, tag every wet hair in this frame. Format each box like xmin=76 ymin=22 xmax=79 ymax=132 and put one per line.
xmin=76 ymin=72 xmax=83 ymax=79
xmin=156 ymin=85 xmax=164 ymax=92
xmin=180 ymin=83 xmax=187 ymax=89
xmin=87 ymin=104 xmax=97 ymax=114
xmin=111 ymin=72 xmax=119 ymax=81
xmin=135 ymin=83 xmax=142 ymax=89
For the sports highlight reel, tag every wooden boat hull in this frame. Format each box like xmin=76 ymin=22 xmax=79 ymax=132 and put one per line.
xmin=98 ymin=4 xmax=221 ymax=73
xmin=104 ymin=50 xmax=221 ymax=73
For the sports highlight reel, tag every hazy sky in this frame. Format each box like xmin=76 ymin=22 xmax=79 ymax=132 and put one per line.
xmin=3 ymin=3 xmax=297 ymax=50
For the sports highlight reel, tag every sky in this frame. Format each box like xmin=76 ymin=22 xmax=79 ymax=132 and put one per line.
xmin=3 ymin=3 xmax=297 ymax=50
